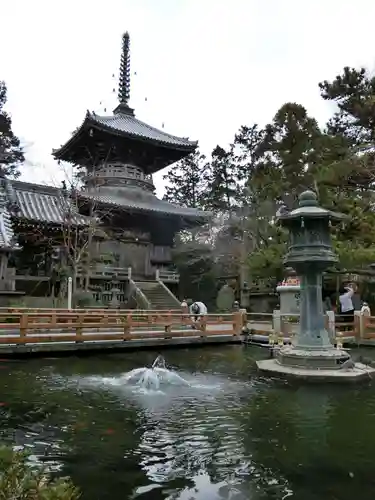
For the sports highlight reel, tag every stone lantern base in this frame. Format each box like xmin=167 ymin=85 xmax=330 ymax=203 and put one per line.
xmin=257 ymin=345 xmax=375 ymax=383
xmin=278 ymin=345 xmax=349 ymax=368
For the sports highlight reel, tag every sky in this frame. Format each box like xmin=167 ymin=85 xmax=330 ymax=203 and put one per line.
xmin=2 ymin=0 xmax=375 ymax=197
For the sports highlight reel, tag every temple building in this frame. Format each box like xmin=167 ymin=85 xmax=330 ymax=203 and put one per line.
xmin=0 ymin=32 xmax=209 ymax=308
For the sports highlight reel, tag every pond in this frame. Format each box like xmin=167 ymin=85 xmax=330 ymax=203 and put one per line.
xmin=1 ymin=345 xmax=375 ymax=500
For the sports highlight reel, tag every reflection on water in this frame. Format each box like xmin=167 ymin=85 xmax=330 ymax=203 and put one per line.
xmin=1 ymin=347 xmax=375 ymax=499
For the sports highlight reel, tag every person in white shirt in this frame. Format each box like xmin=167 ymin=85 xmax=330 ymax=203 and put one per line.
xmin=339 ymin=284 xmax=355 ymax=328
xmin=361 ymin=302 xmax=371 ymax=316
xmin=190 ymin=301 xmax=208 ymax=323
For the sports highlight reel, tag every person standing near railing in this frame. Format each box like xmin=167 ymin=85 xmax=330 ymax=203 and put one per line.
xmin=339 ymin=283 xmax=356 ymax=328
xmin=180 ymin=298 xmax=188 ymax=309
xmin=361 ymin=302 xmax=371 ymax=315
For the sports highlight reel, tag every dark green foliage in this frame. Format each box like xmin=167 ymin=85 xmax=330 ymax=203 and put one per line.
xmin=0 ymin=81 xmax=24 ymax=178
xmin=216 ymin=284 xmax=235 ymax=312
xmin=163 ymin=150 xmax=207 ymax=208
xmin=319 ymin=67 xmax=375 ymax=145
xmin=73 ymin=289 xmax=96 ymax=308
xmin=0 ymin=446 xmax=80 ymax=499
xmin=256 ymin=103 xmax=322 ymax=204
xmin=165 ymin=65 xmax=375 ymax=287
xmin=203 ymin=145 xmax=238 ymax=212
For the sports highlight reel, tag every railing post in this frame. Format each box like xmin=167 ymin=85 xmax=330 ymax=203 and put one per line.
xmin=67 ymin=276 xmax=73 ymax=309
xmin=326 ymin=311 xmax=335 ymax=344
xmin=358 ymin=310 xmax=368 ymax=339
xmin=75 ymin=313 xmax=84 ymax=343
xmin=199 ymin=315 xmax=207 ymax=336
xmin=127 ymin=267 xmax=132 ymax=280
xmin=164 ymin=311 xmax=172 ymax=338
xmin=240 ymin=308 xmax=247 ymax=331
xmin=123 ymin=313 xmax=132 ymax=340
xmin=233 ymin=311 xmax=243 ymax=336
xmin=155 ymin=269 xmax=160 ymax=280
xmin=20 ymin=313 xmax=28 ymax=342
xmin=273 ymin=310 xmax=281 ymax=334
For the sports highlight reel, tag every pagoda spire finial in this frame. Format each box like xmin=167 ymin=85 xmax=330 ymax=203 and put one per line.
xmin=113 ymin=31 xmax=134 ymax=116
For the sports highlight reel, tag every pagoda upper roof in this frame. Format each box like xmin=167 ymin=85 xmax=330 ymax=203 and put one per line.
xmin=53 ymin=32 xmax=197 ymax=171
xmin=53 ymin=109 xmax=197 ymax=164
xmin=89 ymin=110 xmax=197 ymax=149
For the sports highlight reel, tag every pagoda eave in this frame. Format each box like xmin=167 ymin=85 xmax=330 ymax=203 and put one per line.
xmin=75 ymin=191 xmax=210 ymax=227
xmin=53 ymin=114 xmax=197 ymax=174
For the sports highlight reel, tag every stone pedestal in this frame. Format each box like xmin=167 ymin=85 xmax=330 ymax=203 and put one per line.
xmin=276 ymin=276 xmax=300 ymax=316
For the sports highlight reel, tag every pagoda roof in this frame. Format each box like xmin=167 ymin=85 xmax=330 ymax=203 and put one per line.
xmin=78 ymin=187 xmax=210 ymax=223
xmin=8 ymin=181 xmax=89 ymax=227
xmin=53 ymin=109 xmax=197 ymax=162
xmin=2 ymin=181 xmax=209 ymax=228
xmin=89 ymin=111 xmax=196 ymax=149
xmin=53 ymin=32 xmax=197 ymax=171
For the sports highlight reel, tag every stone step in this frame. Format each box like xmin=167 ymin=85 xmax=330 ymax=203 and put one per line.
xmin=134 ymin=281 xmax=179 ymax=310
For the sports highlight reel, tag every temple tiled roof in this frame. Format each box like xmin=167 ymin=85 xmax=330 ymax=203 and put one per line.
xmin=3 ymin=181 xmax=209 ymax=226
xmin=78 ymin=187 xmax=209 ymax=220
xmin=88 ymin=111 xmax=197 ymax=149
xmin=9 ymin=181 xmax=89 ymax=226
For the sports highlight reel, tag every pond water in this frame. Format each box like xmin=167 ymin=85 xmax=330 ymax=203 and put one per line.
xmin=1 ymin=345 xmax=375 ymax=500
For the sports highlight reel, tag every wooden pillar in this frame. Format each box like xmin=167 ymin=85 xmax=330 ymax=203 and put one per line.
xmin=0 ymin=253 xmax=8 ymax=290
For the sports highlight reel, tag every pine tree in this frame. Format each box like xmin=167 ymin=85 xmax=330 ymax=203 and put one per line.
xmin=163 ymin=150 xmax=207 ymax=208
xmin=203 ymin=145 xmax=238 ymax=213
xmin=319 ymin=67 xmax=375 ymax=146
xmin=260 ymin=102 xmax=323 ymax=205
xmin=233 ymin=124 xmax=265 ymax=182
xmin=0 ymin=81 xmax=24 ymax=177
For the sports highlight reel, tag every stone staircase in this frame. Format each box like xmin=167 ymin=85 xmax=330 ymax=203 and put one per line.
xmin=134 ymin=281 xmax=180 ymax=310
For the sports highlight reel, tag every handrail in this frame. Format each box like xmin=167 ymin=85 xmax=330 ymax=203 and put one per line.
xmin=0 ymin=307 xmax=182 ymax=314
xmin=0 ymin=311 xmax=244 ymax=346
xmin=128 ymin=279 xmax=152 ymax=309
xmin=0 ymin=308 xmax=364 ymax=340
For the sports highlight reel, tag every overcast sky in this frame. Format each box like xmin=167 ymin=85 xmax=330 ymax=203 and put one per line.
xmin=2 ymin=0 xmax=375 ymax=196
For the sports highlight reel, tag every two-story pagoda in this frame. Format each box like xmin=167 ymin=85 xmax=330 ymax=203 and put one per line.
xmin=50 ymin=31 xmax=208 ymax=307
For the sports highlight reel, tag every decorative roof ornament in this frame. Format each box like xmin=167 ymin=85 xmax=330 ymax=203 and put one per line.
xmin=113 ymin=32 xmax=134 ymax=116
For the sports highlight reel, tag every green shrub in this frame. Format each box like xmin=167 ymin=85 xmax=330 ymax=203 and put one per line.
xmin=0 ymin=446 xmax=80 ymax=499
xmin=216 ymin=284 xmax=235 ymax=312
xmin=73 ymin=290 xmax=96 ymax=308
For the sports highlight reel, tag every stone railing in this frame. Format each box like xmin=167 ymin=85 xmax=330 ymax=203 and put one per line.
xmin=77 ymin=265 xmax=131 ymax=279
xmin=155 ymin=269 xmax=179 ymax=283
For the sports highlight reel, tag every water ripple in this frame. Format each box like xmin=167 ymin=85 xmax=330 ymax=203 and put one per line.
xmin=5 ymin=347 xmax=374 ymax=499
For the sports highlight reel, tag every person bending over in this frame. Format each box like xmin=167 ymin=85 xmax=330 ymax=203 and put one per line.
xmin=190 ymin=301 xmax=208 ymax=325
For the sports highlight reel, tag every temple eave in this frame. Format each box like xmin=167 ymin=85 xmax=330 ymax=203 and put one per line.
xmin=53 ymin=114 xmax=197 ymax=164
xmin=76 ymin=191 xmax=209 ymax=223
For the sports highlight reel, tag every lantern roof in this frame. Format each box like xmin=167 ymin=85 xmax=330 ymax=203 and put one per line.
xmin=277 ymin=190 xmax=346 ymax=224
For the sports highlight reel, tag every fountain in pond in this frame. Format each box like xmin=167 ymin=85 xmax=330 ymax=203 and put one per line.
xmin=257 ymin=190 xmax=375 ymax=382
xmin=123 ymin=355 xmax=191 ymax=391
